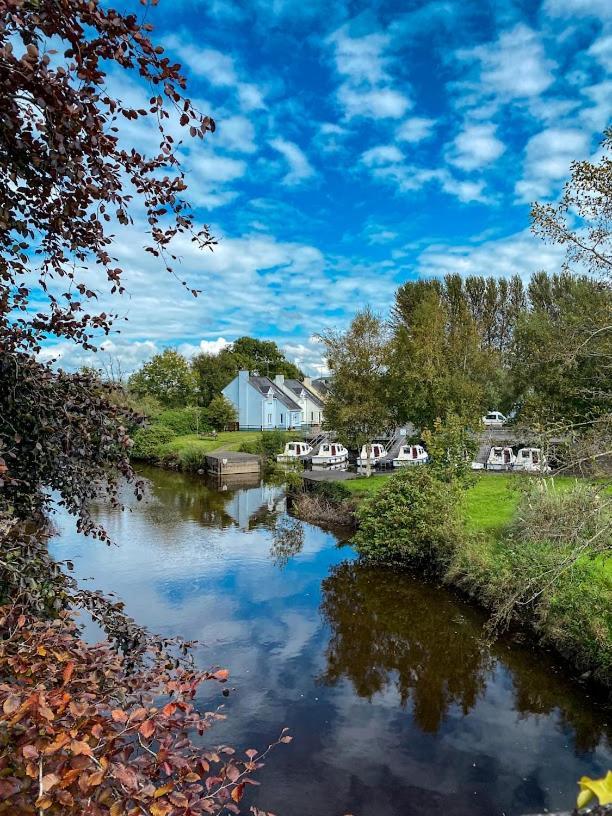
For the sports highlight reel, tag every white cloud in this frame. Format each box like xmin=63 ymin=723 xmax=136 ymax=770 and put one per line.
xmin=163 ymin=35 xmax=266 ymax=112
xmin=396 ymin=116 xmax=437 ymax=143
xmin=217 ymin=115 xmax=257 ymax=154
xmin=416 ymin=228 xmax=565 ymax=280
xmin=542 ymin=0 xmax=611 ymax=18
xmin=515 ymin=127 xmax=590 ymax=202
xmin=328 ymin=24 xmax=412 ymax=120
xmin=456 ymin=24 xmax=556 ymax=103
xmin=338 ymin=86 xmax=411 ymax=119
xmin=269 ymin=138 xmax=315 ymax=185
xmin=587 ymin=34 xmax=612 ymax=71
xmin=179 ymin=337 xmax=231 ymax=357
xmin=361 ymin=144 xmax=404 ymax=166
xmin=448 ymin=123 xmax=505 ymax=171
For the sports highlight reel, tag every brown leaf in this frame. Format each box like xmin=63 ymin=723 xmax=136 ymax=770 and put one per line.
xmin=111 ymin=709 xmax=128 ymax=723
xmin=231 ymin=783 xmax=245 ymax=803
xmin=2 ymin=694 xmax=20 ymax=715
xmin=22 ymin=744 xmax=39 ymax=759
xmin=62 ymin=661 xmax=75 ymax=685
xmin=139 ymin=719 xmax=155 ymax=739
xmin=70 ymin=740 xmax=93 ymax=757
xmin=42 ymin=773 xmax=60 ymax=792
xmin=154 ymin=783 xmax=174 ymax=798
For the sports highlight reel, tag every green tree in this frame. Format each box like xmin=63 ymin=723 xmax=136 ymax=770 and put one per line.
xmin=128 ymin=349 xmax=198 ymax=408
xmin=319 ymin=308 xmax=393 ymax=476
xmin=192 ymin=336 xmax=303 ymax=406
xmin=207 ymin=394 xmax=237 ymax=430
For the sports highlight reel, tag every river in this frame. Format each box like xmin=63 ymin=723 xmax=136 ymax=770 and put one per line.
xmin=49 ymin=466 xmax=612 ymax=816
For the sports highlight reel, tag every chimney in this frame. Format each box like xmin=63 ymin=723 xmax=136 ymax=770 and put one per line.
xmin=238 ymin=369 xmax=249 ymax=382
xmin=303 ymin=376 xmax=312 ymax=388
xmin=274 ymin=374 xmax=285 ymax=387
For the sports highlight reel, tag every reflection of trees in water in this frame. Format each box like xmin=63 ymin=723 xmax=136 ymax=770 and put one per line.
xmin=321 ymin=561 xmax=612 ymax=749
xmin=491 ymin=638 xmax=612 ymax=753
xmin=320 ymin=561 xmax=491 ymax=733
xmin=270 ymin=516 xmax=304 ymax=568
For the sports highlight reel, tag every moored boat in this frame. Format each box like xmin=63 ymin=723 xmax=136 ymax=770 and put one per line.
xmin=356 ymin=443 xmax=387 ymax=467
xmin=310 ymin=441 xmax=349 ymax=469
xmin=276 ymin=441 xmax=312 ymax=463
xmin=513 ymin=447 xmax=550 ymax=473
xmin=393 ymin=444 xmax=429 ymax=467
xmin=486 ymin=446 xmax=515 ymax=471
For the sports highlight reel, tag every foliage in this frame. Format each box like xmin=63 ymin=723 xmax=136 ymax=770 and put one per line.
xmin=447 ymin=479 xmax=612 ymax=684
xmin=309 ymin=480 xmax=351 ymax=505
xmin=388 ymin=277 xmax=502 ymax=429
xmin=158 ymin=407 xmax=210 ymax=436
xmin=577 ymin=772 xmax=612 ymax=809
xmin=422 ymin=414 xmax=477 ymax=485
xmin=0 ymin=353 xmax=139 ymax=541
xmin=1 ymin=0 xmax=214 ymax=355
xmin=207 ymin=395 xmax=237 ymax=431
xmin=353 ymin=469 xmax=462 ymax=568
xmin=240 ymin=430 xmax=287 ymax=463
xmin=531 ymin=127 xmax=612 ymax=279
xmin=128 ymin=350 xmax=198 ymax=409
xmin=0 ymin=605 xmax=287 ymax=816
xmin=319 ymin=308 xmax=393 ymax=476
xmin=176 ymin=444 xmax=207 ymax=473
xmin=192 ymin=337 xmax=302 ymax=406
xmin=131 ymin=425 xmax=178 ymax=462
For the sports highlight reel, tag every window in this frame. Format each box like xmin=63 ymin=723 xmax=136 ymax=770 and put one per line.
xmin=280 ymin=413 xmax=283 ymax=423
xmin=267 ymin=413 xmax=272 ymax=424
xmin=311 ymin=411 xmax=314 ymax=421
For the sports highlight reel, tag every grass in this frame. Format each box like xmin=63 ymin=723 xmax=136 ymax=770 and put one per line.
xmin=346 ymin=471 xmax=600 ymax=539
xmin=161 ymin=431 xmax=264 ymax=456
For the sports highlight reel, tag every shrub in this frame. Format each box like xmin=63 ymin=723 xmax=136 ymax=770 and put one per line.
xmin=207 ymin=394 xmax=237 ymax=431
xmin=353 ymin=468 xmax=462 ymax=568
xmin=178 ymin=443 xmax=207 ymax=472
xmin=447 ymin=480 xmax=612 ymax=683
xmin=158 ymin=406 xmax=210 ymax=435
xmin=310 ymin=480 xmax=351 ymax=504
xmin=131 ymin=424 xmax=177 ymax=461
xmin=240 ymin=430 xmax=287 ymax=463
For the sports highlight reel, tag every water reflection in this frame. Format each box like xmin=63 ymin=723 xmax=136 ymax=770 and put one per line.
xmin=50 ymin=467 xmax=612 ymax=816
xmin=320 ymin=562 xmax=491 ymax=732
xmin=320 ymin=561 xmax=611 ymax=747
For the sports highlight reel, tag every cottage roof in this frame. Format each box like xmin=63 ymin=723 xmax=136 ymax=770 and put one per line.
xmin=283 ymin=378 xmax=325 ymax=408
xmin=249 ymin=376 xmax=302 ymax=411
xmin=312 ymin=377 xmax=330 ymax=397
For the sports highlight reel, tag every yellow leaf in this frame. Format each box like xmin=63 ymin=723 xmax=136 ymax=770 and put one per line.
xmin=577 ymin=771 xmax=612 ymax=807
xmin=154 ymin=783 xmax=174 ymax=798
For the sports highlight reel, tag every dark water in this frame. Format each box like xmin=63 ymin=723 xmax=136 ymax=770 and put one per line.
xmin=50 ymin=466 xmax=612 ymax=816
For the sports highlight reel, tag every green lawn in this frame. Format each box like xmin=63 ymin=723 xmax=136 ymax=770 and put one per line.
xmin=162 ymin=430 xmax=264 ymax=456
xmin=346 ymin=471 xmax=591 ymax=538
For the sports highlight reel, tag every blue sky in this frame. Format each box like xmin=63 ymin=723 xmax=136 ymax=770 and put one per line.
xmin=42 ymin=0 xmax=612 ymax=374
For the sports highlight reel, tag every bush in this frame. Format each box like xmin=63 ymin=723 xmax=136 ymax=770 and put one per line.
xmin=447 ymin=480 xmax=612 ymax=683
xmin=131 ymin=424 xmax=177 ymax=461
xmin=178 ymin=443 xmax=207 ymax=472
xmin=207 ymin=394 xmax=237 ymax=431
xmin=240 ymin=430 xmax=287 ymax=463
xmin=353 ymin=468 xmax=462 ymax=568
xmin=310 ymin=480 xmax=351 ymax=504
xmin=157 ymin=406 xmax=210 ymax=435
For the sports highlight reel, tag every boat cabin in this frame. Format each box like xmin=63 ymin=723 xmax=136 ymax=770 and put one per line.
xmin=393 ymin=444 xmax=429 ymax=467
xmin=514 ymin=447 xmax=549 ymax=473
xmin=311 ymin=442 xmax=349 ymax=468
xmin=357 ymin=443 xmax=387 ymax=466
xmin=486 ymin=446 xmax=515 ymax=471
xmin=277 ymin=441 xmax=312 ymax=462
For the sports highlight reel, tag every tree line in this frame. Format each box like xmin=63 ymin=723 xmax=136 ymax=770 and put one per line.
xmin=322 ymin=269 xmax=611 ymax=451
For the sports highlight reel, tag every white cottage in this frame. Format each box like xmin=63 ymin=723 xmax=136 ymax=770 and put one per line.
xmin=274 ymin=375 xmax=325 ymax=427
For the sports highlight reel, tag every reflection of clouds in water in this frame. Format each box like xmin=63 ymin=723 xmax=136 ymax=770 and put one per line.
xmin=49 ymin=468 xmax=612 ymax=816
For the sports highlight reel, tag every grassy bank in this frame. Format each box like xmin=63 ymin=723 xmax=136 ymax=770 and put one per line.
xmin=344 ymin=471 xmax=612 ymax=686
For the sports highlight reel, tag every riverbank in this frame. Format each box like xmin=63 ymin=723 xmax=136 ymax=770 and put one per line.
xmin=301 ymin=471 xmax=612 ymax=689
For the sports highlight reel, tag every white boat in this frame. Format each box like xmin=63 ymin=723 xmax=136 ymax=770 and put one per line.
xmin=486 ymin=446 xmax=515 ymax=471
xmin=393 ymin=444 xmax=429 ymax=467
xmin=483 ymin=411 xmax=507 ymax=429
xmin=513 ymin=447 xmax=550 ymax=473
xmin=310 ymin=441 xmax=349 ymax=469
xmin=356 ymin=443 xmax=387 ymax=467
xmin=276 ymin=441 xmax=312 ymax=463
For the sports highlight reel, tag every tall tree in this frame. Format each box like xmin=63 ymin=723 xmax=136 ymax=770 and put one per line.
xmin=319 ymin=308 xmax=392 ymax=476
xmin=128 ymin=348 xmax=197 ymax=408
